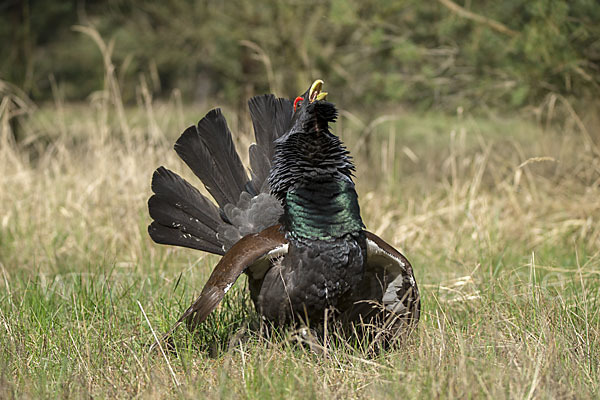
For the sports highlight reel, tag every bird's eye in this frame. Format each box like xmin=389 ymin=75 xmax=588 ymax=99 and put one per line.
xmin=293 ymin=96 xmax=304 ymax=112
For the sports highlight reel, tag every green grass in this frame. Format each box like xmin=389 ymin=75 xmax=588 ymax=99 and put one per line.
xmin=0 ymin=93 xmax=599 ymax=398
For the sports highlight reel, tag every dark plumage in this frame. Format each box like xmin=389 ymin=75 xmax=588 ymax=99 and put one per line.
xmin=148 ymin=80 xmax=420 ymax=341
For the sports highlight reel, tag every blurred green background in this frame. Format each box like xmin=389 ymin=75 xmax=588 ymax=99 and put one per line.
xmin=2 ymin=0 xmax=599 ymax=112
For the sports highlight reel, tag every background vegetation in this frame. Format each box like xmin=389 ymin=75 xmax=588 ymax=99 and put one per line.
xmin=2 ymin=0 xmax=600 ymax=110
xmin=1 ymin=0 xmax=599 ymax=398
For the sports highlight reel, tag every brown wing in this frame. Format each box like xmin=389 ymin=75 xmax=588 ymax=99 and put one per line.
xmin=160 ymin=224 xmax=288 ymax=341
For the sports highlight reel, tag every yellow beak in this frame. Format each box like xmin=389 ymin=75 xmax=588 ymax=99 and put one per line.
xmin=309 ymin=79 xmax=328 ymax=102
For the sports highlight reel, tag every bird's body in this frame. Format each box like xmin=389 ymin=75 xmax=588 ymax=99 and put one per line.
xmin=251 ymin=233 xmax=366 ymax=325
xmin=148 ymin=80 xmax=419 ymax=339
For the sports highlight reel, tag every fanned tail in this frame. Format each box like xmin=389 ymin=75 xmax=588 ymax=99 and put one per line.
xmin=148 ymin=96 xmax=293 ymax=254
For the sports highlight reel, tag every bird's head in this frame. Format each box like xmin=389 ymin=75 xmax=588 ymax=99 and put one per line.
xmin=293 ymin=79 xmax=328 ymax=112
xmin=289 ymin=79 xmax=337 ymax=130
xmin=268 ymin=80 xmax=355 ymax=202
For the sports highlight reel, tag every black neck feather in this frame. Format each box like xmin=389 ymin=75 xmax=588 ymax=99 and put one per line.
xmin=268 ymin=101 xmax=364 ymax=240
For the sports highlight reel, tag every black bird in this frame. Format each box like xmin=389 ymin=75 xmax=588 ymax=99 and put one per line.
xmin=148 ymin=80 xmax=420 ymax=339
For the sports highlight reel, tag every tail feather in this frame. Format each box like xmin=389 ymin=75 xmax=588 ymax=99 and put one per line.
xmin=149 ymin=97 xmax=291 ymax=255
xmin=148 ymin=196 xmax=219 ymax=247
xmin=248 ymin=144 xmax=271 ymax=193
xmin=248 ymin=95 xmax=293 ymax=191
xmin=175 ymin=109 xmax=248 ymax=207
xmin=148 ymin=167 xmax=225 ymax=255
xmin=148 ymin=222 xmax=224 ymax=255
xmin=151 ymin=167 xmax=221 ymax=228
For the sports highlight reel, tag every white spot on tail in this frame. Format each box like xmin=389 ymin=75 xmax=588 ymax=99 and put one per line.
xmin=223 ymin=282 xmax=233 ymax=294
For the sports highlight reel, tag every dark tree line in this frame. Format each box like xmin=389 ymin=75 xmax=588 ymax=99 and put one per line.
xmin=1 ymin=0 xmax=599 ymax=111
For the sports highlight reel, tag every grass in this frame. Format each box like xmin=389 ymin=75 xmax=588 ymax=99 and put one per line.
xmin=1 ymin=82 xmax=599 ymax=398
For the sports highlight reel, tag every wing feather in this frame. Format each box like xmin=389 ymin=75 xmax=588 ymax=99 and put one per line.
xmin=364 ymin=231 xmax=420 ymax=321
xmin=340 ymin=231 xmax=419 ymax=327
xmin=158 ymin=225 xmax=288 ymax=342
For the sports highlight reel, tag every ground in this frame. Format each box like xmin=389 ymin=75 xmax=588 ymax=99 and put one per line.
xmin=0 ymin=98 xmax=598 ymax=398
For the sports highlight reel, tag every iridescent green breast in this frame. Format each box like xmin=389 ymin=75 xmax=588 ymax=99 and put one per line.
xmin=284 ymin=179 xmax=364 ymax=240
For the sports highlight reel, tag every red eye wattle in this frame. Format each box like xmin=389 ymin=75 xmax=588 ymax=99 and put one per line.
xmin=294 ymin=96 xmax=304 ymax=112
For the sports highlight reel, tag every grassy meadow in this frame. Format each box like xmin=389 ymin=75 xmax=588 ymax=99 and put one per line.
xmin=1 ymin=80 xmax=599 ymax=399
